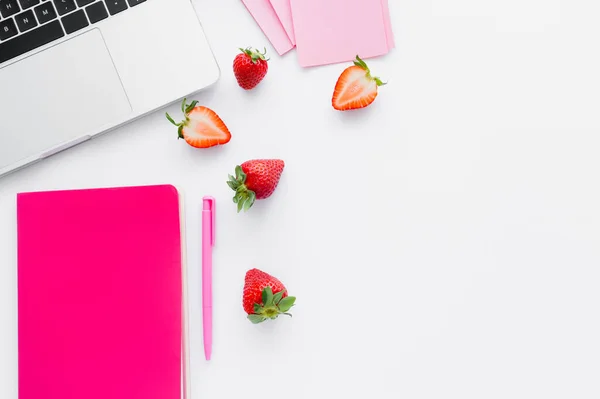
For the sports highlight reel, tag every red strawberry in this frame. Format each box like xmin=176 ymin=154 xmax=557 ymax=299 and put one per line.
xmin=243 ymin=268 xmax=296 ymax=324
xmin=227 ymin=159 xmax=285 ymax=212
xmin=332 ymin=55 xmax=386 ymax=111
xmin=233 ymin=47 xmax=269 ymax=90
xmin=166 ymin=98 xmax=231 ymax=148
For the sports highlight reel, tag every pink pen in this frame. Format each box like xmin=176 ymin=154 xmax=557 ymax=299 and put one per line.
xmin=202 ymin=196 xmax=215 ymax=361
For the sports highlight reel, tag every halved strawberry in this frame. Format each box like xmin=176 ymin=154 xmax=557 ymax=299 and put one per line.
xmin=332 ymin=55 xmax=386 ymax=111
xmin=166 ymin=98 xmax=231 ymax=148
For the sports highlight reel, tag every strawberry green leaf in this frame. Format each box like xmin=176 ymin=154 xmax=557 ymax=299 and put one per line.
xmin=273 ymin=289 xmax=286 ymax=305
xmin=278 ymin=296 xmax=296 ymax=313
xmin=243 ymin=191 xmax=255 ymax=211
xmin=235 ymin=165 xmax=246 ymax=182
xmin=165 ymin=112 xmax=179 ymax=127
xmin=185 ymin=100 xmax=198 ymax=114
xmin=229 ymin=164 xmax=257 ymax=213
xmin=374 ymin=77 xmax=387 ymax=86
xmin=259 ymin=47 xmax=270 ymax=62
xmin=353 ymin=55 xmax=369 ymax=71
xmin=241 ymin=47 xmax=269 ymax=63
xmin=248 ymin=314 xmax=266 ymax=324
xmin=177 ymin=125 xmax=184 ymax=139
xmin=181 ymin=97 xmax=187 ymax=113
xmin=262 ymin=286 xmax=274 ymax=307
xmin=253 ymin=303 xmax=262 ymax=313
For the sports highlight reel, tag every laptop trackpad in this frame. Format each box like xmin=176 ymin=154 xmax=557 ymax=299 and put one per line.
xmin=0 ymin=29 xmax=131 ymax=170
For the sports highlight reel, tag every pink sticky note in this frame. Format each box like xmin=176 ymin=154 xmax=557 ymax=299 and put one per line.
xmin=291 ymin=0 xmax=390 ymax=67
xmin=382 ymin=0 xmax=395 ymax=49
xmin=242 ymin=0 xmax=294 ymax=56
xmin=269 ymin=0 xmax=296 ymax=45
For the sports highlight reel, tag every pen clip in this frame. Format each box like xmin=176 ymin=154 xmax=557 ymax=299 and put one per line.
xmin=210 ymin=198 xmax=215 ymax=246
xmin=203 ymin=196 xmax=215 ymax=246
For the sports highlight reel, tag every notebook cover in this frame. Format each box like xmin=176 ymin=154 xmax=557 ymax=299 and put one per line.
xmin=242 ymin=0 xmax=294 ymax=55
xmin=290 ymin=0 xmax=390 ymax=67
xmin=18 ymin=185 xmax=184 ymax=399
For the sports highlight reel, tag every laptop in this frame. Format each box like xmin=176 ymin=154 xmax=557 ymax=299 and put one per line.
xmin=0 ymin=0 xmax=220 ymax=177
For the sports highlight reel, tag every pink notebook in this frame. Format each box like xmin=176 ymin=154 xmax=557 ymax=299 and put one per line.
xmin=17 ymin=185 xmax=189 ymax=399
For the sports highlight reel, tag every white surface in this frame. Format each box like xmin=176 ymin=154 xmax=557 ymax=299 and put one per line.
xmin=2 ymin=0 xmax=600 ymax=397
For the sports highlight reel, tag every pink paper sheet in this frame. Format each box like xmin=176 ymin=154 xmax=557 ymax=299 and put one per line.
xmin=290 ymin=0 xmax=390 ymax=67
xmin=382 ymin=0 xmax=395 ymax=49
xmin=270 ymin=0 xmax=393 ymax=51
xmin=269 ymin=0 xmax=296 ymax=45
xmin=242 ymin=0 xmax=294 ymax=55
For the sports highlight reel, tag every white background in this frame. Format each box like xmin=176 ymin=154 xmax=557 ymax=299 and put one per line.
xmin=2 ymin=0 xmax=600 ymax=398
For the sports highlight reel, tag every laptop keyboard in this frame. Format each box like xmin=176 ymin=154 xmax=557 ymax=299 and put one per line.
xmin=0 ymin=0 xmax=146 ymax=64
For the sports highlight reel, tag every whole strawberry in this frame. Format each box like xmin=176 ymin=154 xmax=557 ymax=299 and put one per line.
xmin=243 ymin=268 xmax=296 ymax=324
xmin=233 ymin=47 xmax=269 ymax=90
xmin=332 ymin=55 xmax=386 ymax=111
xmin=166 ymin=98 xmax=231 ymax=148
xmin=227 ymin=159 xmax=285 ymax=212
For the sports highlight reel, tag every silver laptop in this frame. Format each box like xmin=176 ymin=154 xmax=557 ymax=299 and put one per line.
xmin=0 ymin=0 xmax=220 ymax=177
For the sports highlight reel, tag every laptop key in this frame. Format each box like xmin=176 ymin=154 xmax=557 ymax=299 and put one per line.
xmin=75 ymin=0 xmax=93 ymax=7
xmin=0 ymin=17 xmax=18 ymax=40
xmin=85 ymin=1 xmax=106 ymax=23
xmin=15 ymin=9 xmax=36 ymax=31
xmin=0 ymin=0 xmax=20 ymax=18
xmin=61 ymin=8 xmax=86 ymax=33
xmin=34 ymin=1 xmax=56 ymax=23
xmin=104 ymin=0 xmax=126 ymax=15
xmin=52 ymin=0 xmax=74 ymax=16
xmin=18 ymin=0 xmax=39 ymax=9
xmin=126 ymin=0 xmax=144 ymax=6
xmin=0 ymin=20 xmax=64 ymax=63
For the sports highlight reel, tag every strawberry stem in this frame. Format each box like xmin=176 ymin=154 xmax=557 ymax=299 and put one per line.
xmin=353 ymin=55 xmax=387 ymax=86
xmin=166 ymin=98 xmax=198 ymax=138
xmin=247 ymin=287 xmax=296 ymax=324
xmin=240 ymin=47 xmax=269 ymax=63
xmin=227 ymin=165 xmax=257 ymax=212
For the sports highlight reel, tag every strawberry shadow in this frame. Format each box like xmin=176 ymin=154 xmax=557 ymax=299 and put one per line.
xmin=332 ymin=104 xmax=379 ymax=130
xmin=236 ymin=81 xmax=268 ymax=98
xmin=182 ymin=143 xmax=232 ymax=167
